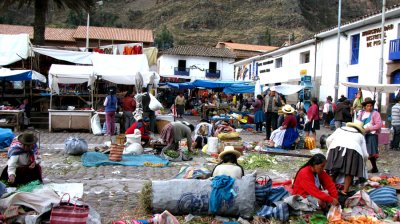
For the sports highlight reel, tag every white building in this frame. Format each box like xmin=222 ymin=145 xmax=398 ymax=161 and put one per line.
xmin=158 ymin=45 xmax=236 ymax=81
xmin=234 ymin=4 xmax=400 ymax=112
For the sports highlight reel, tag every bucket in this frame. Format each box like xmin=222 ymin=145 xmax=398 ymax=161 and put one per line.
xmin=109 ymin=144 xmax=124 ymax=161
xmin=207 ymin=137 xmax=219 ymax=154
xmin=116 ymin=134 xmax=126 ymax=145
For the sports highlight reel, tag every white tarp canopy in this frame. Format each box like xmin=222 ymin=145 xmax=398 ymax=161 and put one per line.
xmin=48 ymin=64 xmax=95 ymax=94
xmin=0 ymin=34 xmax=31 ymax=66
xmin=0 ymin=68 xmax=46 ymax=83
xmin=265 ymin=84 xmax=305 ymax=95
xmin=341 ymin=82 xmax=400 ymax=94
xmin=32 ymin=47 xmax=93 ymax=65
xmin=91 ymin=53 xmax=149 ymax=85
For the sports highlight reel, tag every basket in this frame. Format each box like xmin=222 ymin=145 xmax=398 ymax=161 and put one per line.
xmin=115 ymin=134 xmax=126 ymax=145
xmin=109 ymin=144 xmax=124 ymax=161
xmin=156 ymin=120 xmax=171 ymax=134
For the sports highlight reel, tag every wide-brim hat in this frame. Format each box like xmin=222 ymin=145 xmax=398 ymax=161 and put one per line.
xmin=18 ymin=132 xmax=38 ymax=145
xmin=219 ymin=146 xmax=241 ymax=159
xmin=346 ymin=120 xmax=365 ymax=135
xmin=282 ymin=104 xmax=295 ymax=114
xmin=362 ymin=97 xmax=376 ymax=106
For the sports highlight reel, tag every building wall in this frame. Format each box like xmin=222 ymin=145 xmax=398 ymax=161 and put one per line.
xmin=158 ymin=55 xmax=235 ymax=81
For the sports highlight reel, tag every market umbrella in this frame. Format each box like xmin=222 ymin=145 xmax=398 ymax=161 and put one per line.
xmin=341 ymin=82 xmax=400 ymax=100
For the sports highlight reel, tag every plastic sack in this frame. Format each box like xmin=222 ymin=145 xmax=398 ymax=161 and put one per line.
xmin=151 ymin=210 xmax=179 ymax=224
xmin=91 ymin=114 xmax=102 ymax=135
xmin=327 ymin=205 xmax=342 ymax=222
xmin=149 ymin=93 xmax=163 ymax=111
xmin=64 ymin=137 xmax=88 ymax=155
xmin=126 ymin=129 xmax=142 ymax=144
xmin=123 ymin=143 xmax=143 ymax=155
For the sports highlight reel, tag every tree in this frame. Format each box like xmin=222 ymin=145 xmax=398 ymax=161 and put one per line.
xmin=1 ymin=0 xmax=94 ymax=45
xmin=154 ymin=25 xmax=174 ymax=50
xmin=264 ymin=28 xmax=272 ymax=46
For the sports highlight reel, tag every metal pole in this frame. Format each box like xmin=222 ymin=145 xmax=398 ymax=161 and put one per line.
xmin=86 ymin=13 xmax=90 ymax=51
xmin=334 ymin=0 xmax=342 ymax=102
xmin=378 ymin=0 xmax=386 ymax=113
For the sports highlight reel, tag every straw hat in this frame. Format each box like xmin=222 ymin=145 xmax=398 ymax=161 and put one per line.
xmin=362 ymin=97 xmax=376 ymax=107
xmin=346 ymin=120 xmax=365 ymax=135
xmin=269 ymin=86 xmax=276 ymax=92
xmin=219 ymin=146 xmax=241 ymax=159
xmin=18 ymin=132 xmax=38 ymax=145
xmin=282 ymin=104 xmax=295 ymax=114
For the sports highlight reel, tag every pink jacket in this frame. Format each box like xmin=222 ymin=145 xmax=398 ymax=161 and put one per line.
xmin=358 ymin=111 xmax=382 ymax=134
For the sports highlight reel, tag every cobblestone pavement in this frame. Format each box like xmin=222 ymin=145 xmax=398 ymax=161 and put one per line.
xmin=1 ymin=116 xmax=399 ymax=223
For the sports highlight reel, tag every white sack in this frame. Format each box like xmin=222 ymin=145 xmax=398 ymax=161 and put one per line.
xmin=149 ymin=93 xmax=163 ymax=111
xmin=123 ymin=143 xmax=143 ymax=155
xmin=91 ymin=113 xmax=102 ymax=135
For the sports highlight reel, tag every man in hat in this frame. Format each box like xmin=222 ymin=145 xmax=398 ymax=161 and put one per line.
xmin=0 ymin=132 xmax=42 ymax=186
xmin=391 ymin=95 xmax=400 ymax=150
xmin=125 ymin=117 xmax=151 ymax=146
xmin=263 ymin=86 xmax=282 ymax=140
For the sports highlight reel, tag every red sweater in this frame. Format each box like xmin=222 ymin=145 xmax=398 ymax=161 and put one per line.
xmin=293 ymin=166 xmax=338 ymax=203
xmin=125 ymin=122 xmax=150 ymax=141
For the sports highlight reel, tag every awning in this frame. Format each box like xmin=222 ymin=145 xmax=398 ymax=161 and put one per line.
xmin=91 ymin=53 xmax=149 ymax=85
xmin=0 ymin=34 xmax=31 ymax=66
xmin=223 ymin=83 xmax=259 ymax=94
xmin=341 ymin=82 xmax=400 ymax=93
xmin=192 ymin=80 xmax=244 ymax=88
xmin=32 ymin=47 xmax=93 ymax=65
xmin=273 ymin=84 xmax=305 ymax=95
xmin=0 ymin=68 xmax=46 ymax=83
xmin=48 ymin=64 xmax=95 ymax=94
xmin=167 ymin=82 xmax=196 ymax=90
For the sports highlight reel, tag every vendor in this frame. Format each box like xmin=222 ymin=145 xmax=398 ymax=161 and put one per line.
xmin=214 ymin=121 xmax=235 ymax=136
xmin=325 ymin=120 xmax=368 ymax=195
xmin=0 ymin=132 xmax=42 ymax=187
xmin=193 ymin=119 xmax=213 ymax=149
xmin=122 ymin=90 xmax=136 ymax=131
xmin=160 ymin=121 xmax=194 ymax=152
xmin=103 ymin=87 xmax=118 ymax=136
xmin=293 ymin=154 xmax=339 ymax=209
xmin=19 ymin=98 xmax=31 ymax=129
xmin=212 ymin=146 xmax=244 ymax=179
xmin=125 ymin=116 xmax=151 ymax=146
xmin=266 ymin=104 xmax=298 ymax=149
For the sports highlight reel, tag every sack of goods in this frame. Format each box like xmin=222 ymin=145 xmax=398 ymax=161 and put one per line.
xmin=304 ymin=136 xmax=316 ymax=150
xmin=64 ymin=137 xmax=88 ymax=155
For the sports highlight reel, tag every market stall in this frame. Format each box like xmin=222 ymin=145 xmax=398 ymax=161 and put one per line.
xmin=47 ymin=64 xmax=95 ymax=132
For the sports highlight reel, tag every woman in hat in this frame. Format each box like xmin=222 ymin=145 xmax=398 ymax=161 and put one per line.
xmin=160 ymin=121 xmax=195 ymax=152
xmin=212 ymin=146 xmax=244 ymax=179
xmin=293 ymin=154 xmax=339 ymax=209
xmin=103 ymin=86 xmax=118 ymax=136
xmin=266 ymin=105 xmax=298 ymax=148
xmin=325 ymin=120 xmax=368 ymax=195
xmin=0 ymin=132 xmax=42 ymax=187
xmin=357 ymin=97 xmax=382 ymax=173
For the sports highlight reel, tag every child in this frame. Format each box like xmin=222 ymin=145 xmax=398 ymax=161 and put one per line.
xmin=296 ymin=109 xmax=306 ymax=149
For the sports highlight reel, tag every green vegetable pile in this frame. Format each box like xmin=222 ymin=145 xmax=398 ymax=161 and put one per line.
xmin=378 ymin=179 xmax=389 ymax=185
xmin=239 ymin=153 xmax=277 ymax=170
xmin=164 ymin=150 xmax=180 ymax=158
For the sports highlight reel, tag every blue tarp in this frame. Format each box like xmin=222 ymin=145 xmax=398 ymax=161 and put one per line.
xmin=0 ymin=68 xmax=46 ymax=82
xmin=192 ymin=80 xmax=240 ymax=88
xmin=167 ymin=82 xmax=196 ymax=90
xmin=81 ymin=152 xmax=169 ymax=167
xmin=223 ymin=83 xmax=261 ymax=94
xmin=0 ymin=128 xmax=14 ymax=149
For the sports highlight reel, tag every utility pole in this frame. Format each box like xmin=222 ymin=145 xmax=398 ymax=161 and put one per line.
xmin=378 ymin=0 xmax=386 ymax=113
xmin=334 ymin=0 xmax=342 ymax=102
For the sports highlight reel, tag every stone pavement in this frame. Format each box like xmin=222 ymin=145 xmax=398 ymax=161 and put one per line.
xmin=1 ymin=116 xmax=398 ymax=223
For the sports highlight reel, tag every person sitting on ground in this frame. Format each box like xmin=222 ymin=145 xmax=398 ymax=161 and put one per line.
xmin=193 ymin=119 xmax=213 ymax=149
xmin=212 ymin=146 xmax=244 ymax=179
xmin=214 ymin=121 xmax=236 ymax=137
xmin=160 ymin=121 xmax=195 ymax=153
xmin=0 ymin=132 xmax=42 ymax=187
xmin=266 ymin=105 xmax=298 ymax=148
xmin=125 ymin=116 xmax=151 ymax=146
xmin=292 ymin=153 xmax=339 ymax=209
xmin=325 ymin=120 xmax=368 ymax=195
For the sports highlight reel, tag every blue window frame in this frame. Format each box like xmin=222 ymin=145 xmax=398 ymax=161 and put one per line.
xmin=351 ymin=34 xmax=360 ymax=65
xmin=347 ymin=76 xmax=358 ymax=100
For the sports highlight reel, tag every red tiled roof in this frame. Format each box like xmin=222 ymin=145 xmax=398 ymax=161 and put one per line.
xmin=217 ymin=42 xmax=278 ymax=52
xmin=74 ymin=26 xmax=153 ymax=43
xmin=162 ymin=45 xmax=236 ymax=59
xmin=0 ymin=24 xmax=76 ymax=42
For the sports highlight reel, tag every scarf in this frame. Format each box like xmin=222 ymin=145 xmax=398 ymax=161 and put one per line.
xmin=7 ymin=137 xmax=38 ymax=163
xmin=209 ymin=175 xmax=235 ymax=214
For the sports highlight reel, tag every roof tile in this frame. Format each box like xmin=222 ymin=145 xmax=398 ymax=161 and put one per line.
xmin=0 ymin=24 xmax=76 ymax=42
xmin=74 ymin=26 xmax=153 ymax=43
xmin=162 ymin=45 xmax=236 ymax=59
xmin=217 ymin=42 xmax=278 ymax=52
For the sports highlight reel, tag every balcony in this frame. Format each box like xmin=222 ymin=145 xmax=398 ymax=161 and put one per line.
xmin=389 ymin=38 xmax=400 ymax=61
xmin=205 ymin=69 xmax=220 ymax=79
xmin=174 ymin=67 xmax=190 ymax=76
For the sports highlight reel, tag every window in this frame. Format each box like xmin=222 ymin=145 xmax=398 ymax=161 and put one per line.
xmin=300 ymin=51 xmax=310 ymax=64
xmin=275 ymin=57 xmax=283 ymax=68
xmin=209 ymin=62 xmax=217 ymax=72
xmin=178 ymin=60 xmax=186 ymax=71
xmin=351 ymin=34 xmax=360 ymax=65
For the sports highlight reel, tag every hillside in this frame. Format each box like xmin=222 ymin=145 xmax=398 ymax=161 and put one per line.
xmin=0 ymin=0 xmax=398 ymax=47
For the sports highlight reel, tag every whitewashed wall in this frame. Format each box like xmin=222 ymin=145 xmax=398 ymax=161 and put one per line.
xmin=158 ymin=55 xmax=235 ymax=81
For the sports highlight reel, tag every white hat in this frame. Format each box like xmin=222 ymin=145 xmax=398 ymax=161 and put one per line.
xmin=219 ymin=146 xmax=241 ymax=159
xmin=282 ymin=104 xmax=295 ymax=114
xmin=346 ymin=120 xmax=365 ymax=135
xmin=270 ymin=86 xmax=276 ymax=92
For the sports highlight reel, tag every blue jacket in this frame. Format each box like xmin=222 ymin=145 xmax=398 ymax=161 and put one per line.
xmin=105 ymin=95 xmax=118 ymax=112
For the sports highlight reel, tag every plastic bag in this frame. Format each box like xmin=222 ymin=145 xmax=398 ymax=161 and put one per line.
xmin=64 ymin=137 xmax=88 ymax=155
xmin=327 ymin=205 xmax=342 ymax=222
xmin=123 ymin=143 xmax=143 ymax=155
xmin=91 ymin=113 xmax=102 ymax=135
xmin=149 ymin=93 xmax=163 ymax=111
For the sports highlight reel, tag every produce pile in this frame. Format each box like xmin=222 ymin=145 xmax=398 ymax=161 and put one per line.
xmin=239 ymin=153 xmax=277 ymax=170
xmin=369 ymin=176 xmax=400 ymax=186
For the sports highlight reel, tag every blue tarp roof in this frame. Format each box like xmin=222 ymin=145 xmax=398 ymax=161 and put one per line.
xmin=167 ymin=82 xmax=196 ymax=90
xmin=0 ymin=69 xmax=46 ymax=82
xmin=192 ymin=80 xmax=239 ymax=88
xmin=223 ymin=83 xmax=258 ymax=94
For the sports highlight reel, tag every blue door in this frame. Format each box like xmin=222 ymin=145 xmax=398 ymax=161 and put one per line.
xmin=347 ymin=76 xmax=358 ymax=100
xmin=390 ymin=70 xmax=400 ymax=101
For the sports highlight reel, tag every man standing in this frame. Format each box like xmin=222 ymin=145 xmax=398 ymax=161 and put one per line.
xmin=391 ymin=96 xmax=400 ymax=150
xmin=122 ymin=90 xmax=136 ymax=131
xmin=141 ymin=87 xmax=156 ymax=133
xmin=263 ymin=86 xmax=282 ymax=140
xmin=334 ymin=100 xmax=352 ymax=129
